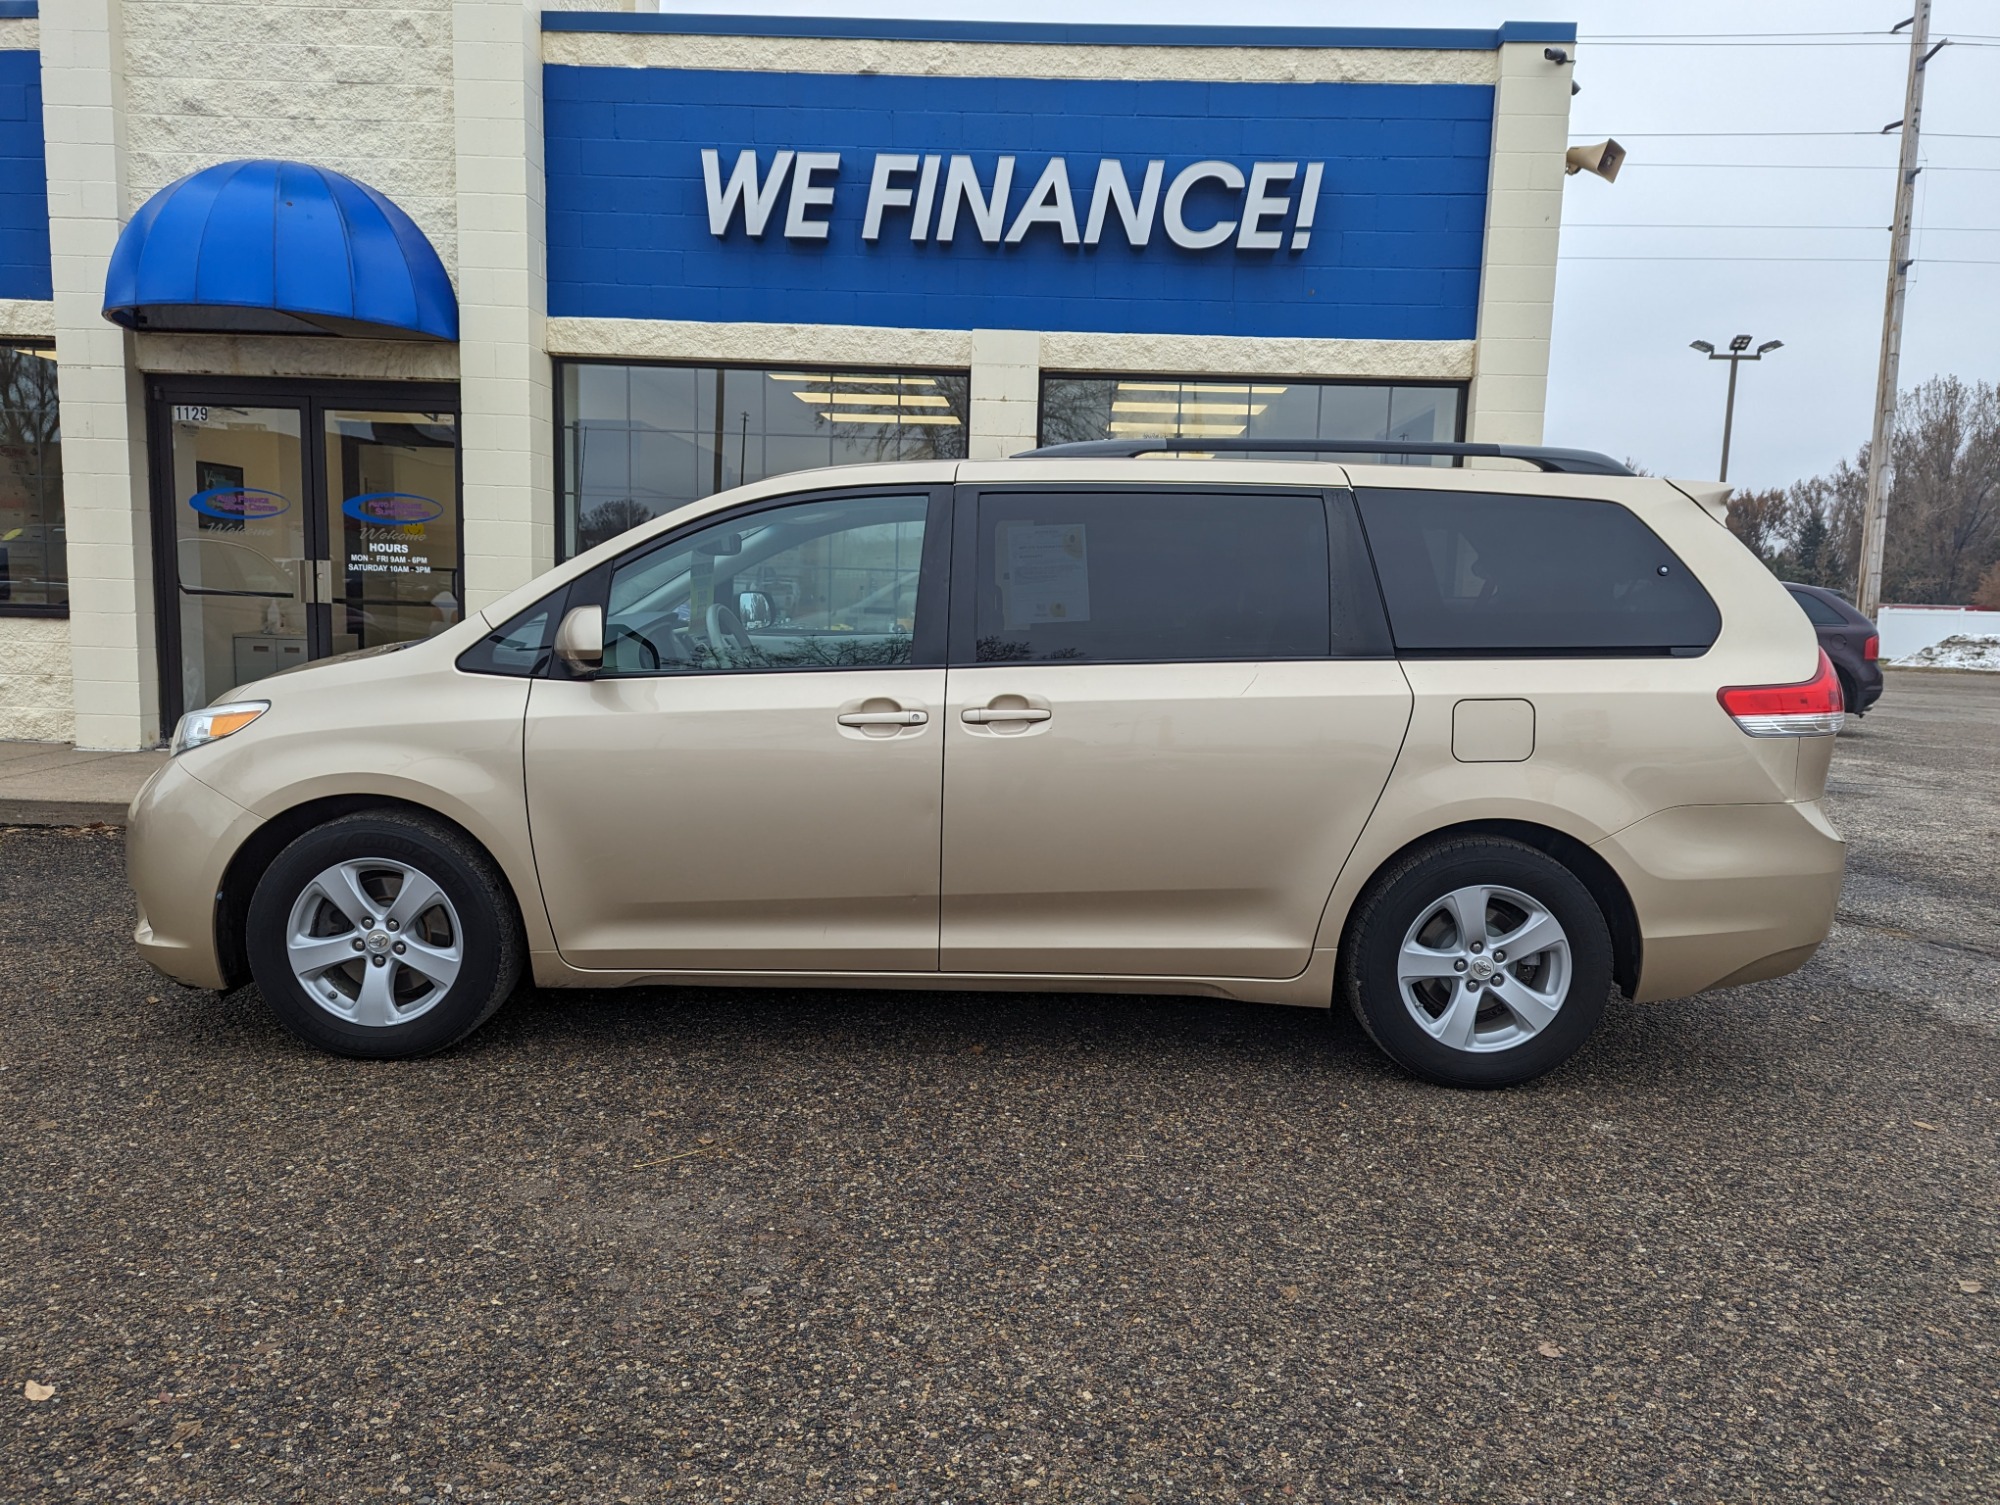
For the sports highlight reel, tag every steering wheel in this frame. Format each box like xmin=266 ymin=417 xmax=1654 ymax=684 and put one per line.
xmin=705 ymin=602 xmax=756 ymax=663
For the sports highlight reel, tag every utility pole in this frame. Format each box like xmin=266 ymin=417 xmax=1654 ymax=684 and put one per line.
xmin=1690 ymin=335 xmax=1782 ymax=482
xmin=1857 ymin=3 xmax=1947 ymax=619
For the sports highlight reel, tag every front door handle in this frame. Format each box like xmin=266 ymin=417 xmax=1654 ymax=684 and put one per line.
xmin=961 ymin=707 xmax=1051 ymax=724
xmin=838 ymin=709 xmax=929 ymax=727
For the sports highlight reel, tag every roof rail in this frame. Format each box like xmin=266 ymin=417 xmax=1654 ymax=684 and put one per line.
xmin=1013 ymin=438 xmax=1636 ymax=476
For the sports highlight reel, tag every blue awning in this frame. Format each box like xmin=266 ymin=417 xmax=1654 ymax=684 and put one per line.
xmin=103 ymin=160 xmax=457 ymax=341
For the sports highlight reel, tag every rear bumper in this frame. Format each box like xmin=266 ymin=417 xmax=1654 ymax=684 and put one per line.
xmin=1594 ymin=800 xmax=1846 ymax=1002
xmin=127 ymin=759 xmax=261 ymax=991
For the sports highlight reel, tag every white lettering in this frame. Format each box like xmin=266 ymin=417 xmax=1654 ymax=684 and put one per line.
xmin=862 ymin=153 xmax=920 ymax=241
xmin=910 ymin=154 xmax=942 ymax=240
xmin=1005 ymin=158 xmax=1080 ymax=245
xmin=784 ymin=152 xmax=841 ymax=240
xmin=1236 ymin=161 xmax=1297 ymax=250
xmin=701 ymin=148 xmax=795 ymax=237
xmin=935 ymin=154 xmax=1015 ymax=244
xmin=1292 ymin=162 xmax=1324 ymax=250
xmin=1083 ymin=160 xmax=1165 ymax=247
xmin=1163 ymin=160 xmax=1245 ymax=250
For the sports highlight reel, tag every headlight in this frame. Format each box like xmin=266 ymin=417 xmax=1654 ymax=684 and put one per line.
xmin=171 ymin=700 xmax=269 ymax=755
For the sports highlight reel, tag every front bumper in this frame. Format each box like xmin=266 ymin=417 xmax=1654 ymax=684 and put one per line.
xmin=1594 ymin=800 xmax=1846 ymax=1003
xmin=128 ymin=759 xmax=262 ymax=990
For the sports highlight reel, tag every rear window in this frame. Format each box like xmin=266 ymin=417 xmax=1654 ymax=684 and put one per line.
xmin=1790 ymin=590 xmax=1848 ymax=628
xmin=1355 ymin=489 xmax=1721 ymax=655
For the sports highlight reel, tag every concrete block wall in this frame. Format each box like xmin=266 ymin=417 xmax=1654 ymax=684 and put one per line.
xmin=0 ymin=616 xmax=73 ymax=742
xmin=1465 ymin=41 xmax=1572 ymax=446
xmin=454 ymin=0 xmax=554 ymax=608
xmin=120 ymin=0 xmax=459 ymax=276
xmin=44 ymin=0 xmax=158 ymax=751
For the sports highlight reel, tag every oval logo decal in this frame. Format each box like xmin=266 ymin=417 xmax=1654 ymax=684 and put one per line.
xmin=342 ymin=491 xmax=446 ymax=526
xmin=189 ymin=486 xmax=290 ymax=520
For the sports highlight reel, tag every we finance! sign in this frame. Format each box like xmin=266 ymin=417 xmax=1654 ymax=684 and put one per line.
xmin=700 ymin=151 xmax=1327 ymax=252
xmin=545 ymin=68 xmax=1495 ymax=341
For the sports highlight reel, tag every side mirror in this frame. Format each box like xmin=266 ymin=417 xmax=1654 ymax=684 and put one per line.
xmin=554 ymin=604 xmax=604 ymax=676
xmin=738 ymin=590 xmax=773 ymax=630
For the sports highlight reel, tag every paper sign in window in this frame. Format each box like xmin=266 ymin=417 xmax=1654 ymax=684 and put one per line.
xmin=998 ymin=522 xmax=1091 ymax=629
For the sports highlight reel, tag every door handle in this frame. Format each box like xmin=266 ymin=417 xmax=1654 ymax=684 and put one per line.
xmin=837 ymin=709 xmax=929 ymax=727
xmin=961 ymin=707 xmax=1051 ymax=724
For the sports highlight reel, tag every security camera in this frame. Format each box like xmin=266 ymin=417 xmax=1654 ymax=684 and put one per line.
xmin=1544 ymin=47 xmax=1570 ymax=64
xmin=1564 ymin=139 xmax=1626 ymax=183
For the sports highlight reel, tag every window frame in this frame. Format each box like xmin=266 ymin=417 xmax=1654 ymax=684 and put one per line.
xmin=552 ymin=356 xmax=973 ymax=565
xmin=1034 ymin=369 xmax=1469 ymax=458
xmin=548 ymin=481 xmax=955 ymax=682
xmin=947 ymin=482 xmax=1393 ymax=670
xmin=0 ymin=340 xmax=66 ymax=618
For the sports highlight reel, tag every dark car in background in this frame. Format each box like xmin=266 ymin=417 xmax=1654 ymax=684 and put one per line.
xmin=1786 ymin=582 xmax=1882 ymax=716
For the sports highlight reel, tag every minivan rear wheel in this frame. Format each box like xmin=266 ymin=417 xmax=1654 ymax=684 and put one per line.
xmin=1341 ymin=837 xmax=1612 ymax=1088
xmin=246 ymin=811 xmax=524 ymax=1059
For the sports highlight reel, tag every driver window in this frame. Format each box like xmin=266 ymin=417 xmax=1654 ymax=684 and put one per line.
xmin=602 ymin=494 xmax=928 ymax=675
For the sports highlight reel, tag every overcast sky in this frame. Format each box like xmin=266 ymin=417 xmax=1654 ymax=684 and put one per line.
xmin=650 ymin=1 xmax=1997 ymax=492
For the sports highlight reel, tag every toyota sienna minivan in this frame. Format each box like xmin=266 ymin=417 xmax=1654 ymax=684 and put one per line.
xmin=128 ymin=441 xmax=1848 ymax=1087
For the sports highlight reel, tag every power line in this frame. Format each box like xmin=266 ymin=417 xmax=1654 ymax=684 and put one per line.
xmin=1617 ymin=162 xmax=2000 ymax=171
xmin=1579 ymin=37 xmax=2000 ymax=48
xmin=1582 ymin=31 xmax=2000 ymax=40
xmin=1568 ymin=131 xmax=2000 ymax=139
xmin=1559 ymin=255 xmax=2000 ymax=264
xmin=1564 ymin=223 xmax=1999 ymax=231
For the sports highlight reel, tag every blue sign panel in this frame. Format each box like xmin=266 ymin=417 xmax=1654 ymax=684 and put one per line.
xmin=0 ymin=47 xmax=50 ymax=301
xmin=545 ymin=67 xmax=1492 ymax=341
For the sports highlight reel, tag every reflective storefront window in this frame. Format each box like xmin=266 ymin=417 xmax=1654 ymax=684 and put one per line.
xmin=558 ymin=362 xmax=969 ymax=556
xmin=1039 ymin=376 xmax=1463 ymax=464
xmin=0 ymin=343 xmax=64 ymax=610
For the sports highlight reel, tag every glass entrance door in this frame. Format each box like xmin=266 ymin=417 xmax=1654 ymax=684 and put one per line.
xmin=154 ymin=384 xmax=461 ymax=730
xmin=167 ymin=404 xmax=312 ymax=717
xmin=323 ymin=409 xmax=461 ymax=655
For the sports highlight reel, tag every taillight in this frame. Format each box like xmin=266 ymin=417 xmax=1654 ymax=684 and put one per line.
xmin=1717 ymin=649 xmax=1845 ymax=737
xmin=1863 ymin=634 xmax=1879 ymax=662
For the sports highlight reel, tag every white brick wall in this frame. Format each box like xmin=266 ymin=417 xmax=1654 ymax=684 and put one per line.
xmin=968 ymin=329 xmax=1042 ymax=461
xmin=1465 ymin=41 xmax=1573 ymax=447
xmin=46 ymin=0 xmax=160 ymax=751
xmin=121 ymin=0 xmax=459 ymax=277
xmin=454 ymin=0 xmax=553 ymax=607
xmin=0 ymin=618 xmax=75 ymax=743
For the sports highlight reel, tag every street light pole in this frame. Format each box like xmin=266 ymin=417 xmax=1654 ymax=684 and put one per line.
xmin=1690 ymin=335 xmax=1783 ymax=483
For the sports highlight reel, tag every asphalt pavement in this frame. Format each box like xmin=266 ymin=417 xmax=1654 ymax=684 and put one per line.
xmin=2 ymin=668 xmax=1996 ymax=1503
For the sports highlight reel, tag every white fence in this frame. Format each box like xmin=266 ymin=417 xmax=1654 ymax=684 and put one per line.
xmin=1876 ymin=604 xmax=2000 ymax=661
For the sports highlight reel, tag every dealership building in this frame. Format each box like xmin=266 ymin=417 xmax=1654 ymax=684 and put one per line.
xmin=0 ymin=2 xmax=1579 ymax=749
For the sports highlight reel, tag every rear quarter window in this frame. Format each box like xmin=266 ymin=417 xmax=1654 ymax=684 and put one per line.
xmin=1355 ymin=489 xmax=1722 ymax=656
xmin=1790 ymin=590 xmax=1849 ymax=628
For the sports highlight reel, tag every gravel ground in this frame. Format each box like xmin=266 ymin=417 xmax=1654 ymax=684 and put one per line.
xmin=3 ymin=667 xmax=1997 ymax=1504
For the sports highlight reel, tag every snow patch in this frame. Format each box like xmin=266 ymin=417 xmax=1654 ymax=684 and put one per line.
xmin=1894 ymin=634 xmax=2000 ymax=671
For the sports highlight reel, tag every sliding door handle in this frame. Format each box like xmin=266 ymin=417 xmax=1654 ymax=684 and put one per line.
xmin=961 ymin=707 xmax=1051 ymax=725
xmin=837 ymin=709 xmax=928 ymax=727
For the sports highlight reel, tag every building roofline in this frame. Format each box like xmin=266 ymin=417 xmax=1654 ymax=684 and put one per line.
xmin=540 ymin=12 xmax=1577 ymax=51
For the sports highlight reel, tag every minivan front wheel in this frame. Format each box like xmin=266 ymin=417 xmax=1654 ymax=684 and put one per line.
xmin=1342 ymin=838 xmax=1612 ymax=1088
xmin=246 ymin=811 xmax=524 ymax=1059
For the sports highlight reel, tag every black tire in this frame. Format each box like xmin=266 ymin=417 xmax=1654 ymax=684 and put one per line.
xmin=1837 ymin=670 xmax=1861 ymax=721
xmin=1339 ymin=837 xmax=1613 ymax=1088
xmin=246 ymin=810 xmax=525 ymax=1059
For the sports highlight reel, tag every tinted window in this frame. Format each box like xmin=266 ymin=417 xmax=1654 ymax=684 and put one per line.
xmin=456 ymin=594 xmax=563 ymax=677
xmin=1355 ymin=489 xmax=1721 ymax=655
xmin=969 ymin=490 xmax=1378 ymax=664
xmin=1790 ymin=589 xmax=1848 ymax=627
xmin=603 ymin=494 xmax=927 ymax=675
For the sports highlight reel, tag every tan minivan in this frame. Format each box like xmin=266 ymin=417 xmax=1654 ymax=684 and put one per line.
xmin=127 ymin=441 xmax=1847 ymax=1086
